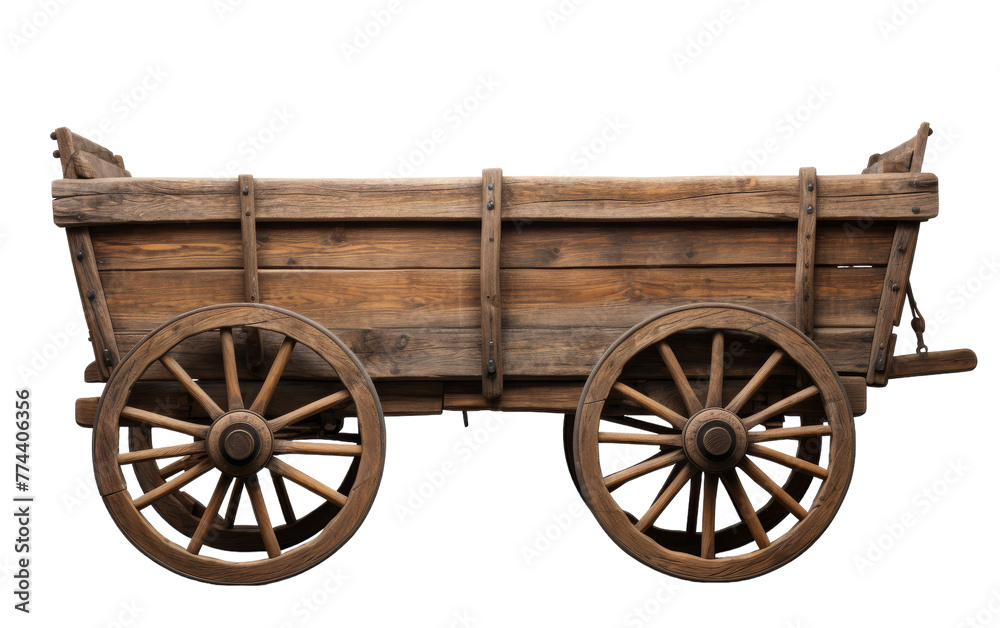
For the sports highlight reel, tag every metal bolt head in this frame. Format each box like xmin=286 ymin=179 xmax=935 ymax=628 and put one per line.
xmin=807 ymin=183 xmax=814 ymax=192
xmin=76 ymin=251 xmax=84 ymax=261
xmin=242 ymin=186 xmax=249 ymax=196
xmin=892 ymin=283 xmax=900 ymax=292
xmin=488 ymin=183 xmax=494 ymax=191
xmin=911 ymin=207 xmax=920 ymax=214
xmin=487 ymin=200 xmax=495 ymax=210
xmin=806 ymin=205 xmax=813 ymax=214
xmin=86 ymin=289 xmax=96 ymax=300
xmin=50 ymin=131 xmax=58 ymax=140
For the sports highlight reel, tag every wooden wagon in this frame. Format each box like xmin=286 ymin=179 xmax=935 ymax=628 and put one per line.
xmin=52 ymin=123 xmax=977 ymax=584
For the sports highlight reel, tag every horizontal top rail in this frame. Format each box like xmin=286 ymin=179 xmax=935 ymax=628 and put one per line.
xmin=53 ymin=173 xmax=938 ymax=226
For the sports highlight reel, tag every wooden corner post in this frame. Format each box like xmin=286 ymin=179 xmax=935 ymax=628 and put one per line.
xmin=481 ymin=168 xmax=504 ymax=399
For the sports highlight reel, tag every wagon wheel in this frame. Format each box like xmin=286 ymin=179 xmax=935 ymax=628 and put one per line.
xmin=93 ymin=304 xmax=385 ymax=585
xmin=561 ymin=412 xmax=823 ymax=555
xmin=127 ymin=420 xmax=362 ymax=552
xmin=574 ymin=304 xmax=854 ymax=581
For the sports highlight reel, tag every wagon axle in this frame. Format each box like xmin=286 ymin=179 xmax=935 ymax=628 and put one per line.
xmin=208 ymin=410 xmax=273 ymax=475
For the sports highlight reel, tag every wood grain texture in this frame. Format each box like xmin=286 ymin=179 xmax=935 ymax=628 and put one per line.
xmin=867 ymin=223 xmax=919 ymax=385
xmin=239 ymin=175 xmax=260 ymax=304
xmin=53 ymin=174 xmax=938 ymax=225
xmin=795 ymin=168 xmax=818 ymax=335
xmin=889 ymin=348 xmax=978 ymax=379
xmin=66 ymin=228 xmax=120 ymax=378
xmin=480 ymin=168 xmax=503 ymax=398
xmin=87 ymin=221 xmax=897 ymax=271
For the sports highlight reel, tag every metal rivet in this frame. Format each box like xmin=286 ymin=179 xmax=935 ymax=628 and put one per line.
xmin=806 ymin=234 xmax=811 ymax=240
xmin=898 ymin=246 xmax=907 ymax=253
xmin=86 ymin=289 xmax=96 ymax=300
xmin=487 ymin=200 xmax=495 ymax=210
xmin=489 ymin=237 xmax=494 ymax=242
xmin=50 ymin=131 xmax=58 ymax=140
xmin=245 ymin=211 xmax=251 ymax=216
xmin=242 ymin=186 xmax=249 ymax=196
xmin=807 ymin=183 xmax=814 ymax=192
xmin=488 ymin=183 xmax=494 ymax=191
xmin=53 ymin=150 xmax=61 ymax=158
xmin=892 ymin=283 xmax=900 ymax=292
xmin=911 ymin=207 xmax=920 ymax=214
xmin=806 ymin=205 xmax=813 ymax=214
xmin=76 ymin=251 xmax=84 ymax=261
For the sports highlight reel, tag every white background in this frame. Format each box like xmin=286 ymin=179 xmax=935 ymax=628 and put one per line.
xmin=2 ymin=1 xmax=998 ymax=626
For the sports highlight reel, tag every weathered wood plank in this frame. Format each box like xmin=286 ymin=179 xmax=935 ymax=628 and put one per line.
xmin=96 ymin=325 xmax=872 ymax=384
xmin=71 ymin=151 xmax=131 ymax=179
xmin=53 ymin=174 xmax=938 ymax=226
xmin=480 ymin=168 xmax=503 ymax=398
xmin=88 ymin=221 xmax=897 ymax=271
xmin=867 ymin=223 xmax=920 ymax=385
xmin=238 ymin=175 xmax=259 ymax=304
xmin=67 ymin=229 xmax=120 ymax=378
xmin=795 ymin=168 xmax=818 ymax=335
xmin=98 ymin=266 xmax=883 ymax=334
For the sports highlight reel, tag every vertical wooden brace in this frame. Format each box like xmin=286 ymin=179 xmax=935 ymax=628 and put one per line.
xmin=795 ymin=167 xmax=818 ymax=337
xmin=67 ymin=229 xmax=120 ymax=379
xmin=867 ymin=223 xmax=920 ymax=386
xmin=239 ymin=174 xmax=264 ymax=369
xmin=481 ymin=168 xmax=504 ymax=399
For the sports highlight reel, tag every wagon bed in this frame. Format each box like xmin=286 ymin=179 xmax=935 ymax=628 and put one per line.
xmin=52 ymin=123 xmax=976 ymax=584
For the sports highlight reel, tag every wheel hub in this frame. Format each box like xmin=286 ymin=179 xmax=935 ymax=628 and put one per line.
xmin=207 ymin=410 xmax=274 ymax=476
xmin=682 ymin=408 xmax=748 ymax=473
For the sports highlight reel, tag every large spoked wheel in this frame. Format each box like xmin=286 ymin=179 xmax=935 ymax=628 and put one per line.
xmin=93 ymin=304 xmax=385 ymax=585
xmin=574 ymin=304 xmax=854 ymax=581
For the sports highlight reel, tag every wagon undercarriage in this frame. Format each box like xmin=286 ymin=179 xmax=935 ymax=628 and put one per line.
xmin=52 ymin=123 xmax=976 ymax=584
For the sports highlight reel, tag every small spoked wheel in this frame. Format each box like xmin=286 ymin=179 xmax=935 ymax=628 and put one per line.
xmin=574 ymin=304 xmax=854 ymax=581
xmin=93 ymin=304 xmax=385 ymax=585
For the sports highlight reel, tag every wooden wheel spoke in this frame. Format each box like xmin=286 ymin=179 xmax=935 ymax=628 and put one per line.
xmin=743 ymin=385 xmax=820 ymax=430
xmin=686 ymin=472 xmax=702 ymax=534
xmin=706 ymin=331 xmax=725 ymax=408
xmin=748 ymin=444 xmax=829 ymax=479
xmin=118 ymin=441 xmax=206 ymax=465
xmin=600 ymin=415 xmax=678 ymax=435
xmin=269 ymin=389 xmax=351 ymax=433
xmin=187 ymin=474 xmax=233 ymax=554
xmin=223 ymin=478 xmax=244 ymax=528
xmin=121 ymin=406 xmax=209 ymax=439
xmin=133 ymin=459 xmax=215 ymax=510
xmin=604 ymin=449 xmax=686 ymax=492
xmin=636 ymin=463 xmax=696 ymax=533
xmin=598 ymin=432 xmax=682 ymax=447
xmin=268 ymin=457 xmax=347 ymax=508
xmin=748 ymin=424 xmax=832 ymax=443
xmin=720 ymin=470 xmax=770 ymax=549
xmin=271 ymin=471 xmax=297 ymax=525
xmin=220 ymin=327 xmax=243 ymax=411
xmin=160 ymin=354 xmax=225 ymax=419
xmin=726 ymin=349 xmax=785 ymax=415
xmin=657 ymin=341 xmax=702 ymax=415
xmin=701 ymin=473 xmax=719 ymax=559
xmin=159 ymin=454 xmax=206 ymax=479
xmin=739 ymin=459 xmax=808 ymax=520
xmin=611 ymin=382 xmax=687 ymax=430
xmin=245 ymin=474 xmax=281 ymax=558
xmin=250 ymin=337 xmax=297 ymax=416
xmin=273 ymin=439 xmax=363 ymax=456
